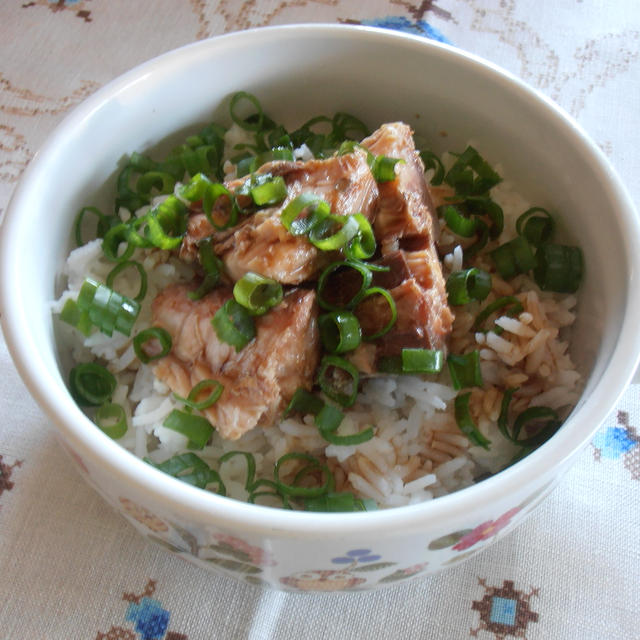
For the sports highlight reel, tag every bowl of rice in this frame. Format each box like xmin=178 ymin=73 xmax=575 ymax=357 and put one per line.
xmin=2 ymin=24 xmax=639 ymax=592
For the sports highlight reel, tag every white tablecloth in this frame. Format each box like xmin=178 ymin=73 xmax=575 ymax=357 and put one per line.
xmin=1 ymin=1 xmax=639 ymax=638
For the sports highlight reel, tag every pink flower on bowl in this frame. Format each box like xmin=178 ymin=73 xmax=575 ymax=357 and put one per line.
xmin=452 ymin=507 xmax=520 ymax=551
xmin=213 ymin=533 xmax=276 ymax=567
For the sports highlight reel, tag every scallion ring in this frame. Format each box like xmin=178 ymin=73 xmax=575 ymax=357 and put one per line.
xmin=317 ymin=260 xmax=373 ymax=311
xmin=211 ymin=299 xmax=256 ymax=351
xmin=229 ymin=91 xmax=265 ymax=132
xmin=106 ymin=261 xmax=148 ymax=303
xmin=401 ymin=348 xmax=445 ymax=374
xmin=354 ymin=286 xmax=397 ymax=340
xmin=446 ymin=268 xmax=492 ymax=306
xmin=163 ymin=409 xmax=214 ymax=450
xmin=447 ymin=351 xmax=483 ymax=390
xmin=218 ymin=451 xmax=257 ymax=492
xmin=175 ymin=379 xmax=224 ymax=411
xmin=283 ymin=388 xmax=324 ymax=418
xmin=439 ymin=203 xmax=478 ymax=238
xmin=95 ymin=402 xmax=128 ymax=439
xmin=516 ymin=207 xmax=555 ymax=246
xmin=102 ymin=223 xmax=135 ymax=262
xmin=133 ymin=327 xmax=172 ymax=364
xmin=454 ymin=392 xmax=491 ymax=449
xmin=318 ymin=311 xmax=362 ymax=354
xmin=317 ymin=355 xmax=359 ymax=407
xmin=69 ymin=362 xmax=116 ymax=407
xmin=490 ymin=236 xmax=536 ymax=280
xmin=533 ymin=243 xmax=583 ymax=293
xmin=274 ymin=453 xmax=333 ymax=498
xmin=472 ymin=296 xmax=524 ymax=332
xmin=233 ymin=272 xmax=283 ymax=316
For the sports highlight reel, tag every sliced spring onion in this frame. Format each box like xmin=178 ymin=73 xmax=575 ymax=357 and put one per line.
xmin=317 ymin=260 xmax=373 ymax=311
xmin=317 ymin=355 xmax=359 ymax=407
xmin=446 ymin=268 xmax=492 ymax=305
xmin=401 ymin=348 xmax=445 ymax=374
xmin=465 ymin=196 xmax=504 ymax=238
xmin=499 ymin=390 xmax=562 ymax=449
xmin=454 ymin=392 xmax=491 ymax=449
xmin=60 ymin=298 xmax=93 ymax=336
xmin=370 ymin=155 xmax=402 ymax=182
xmin=178 ymin=173 xmax=235 ymax=231
xmin=69 ymin=362 xmax=116 ymax=407
xmin=516 ymin=207 xmax=555 ymax=246
xmin=354 ymin=286 xmax=397 ymax=340
xmin=233 ymin=272 xmax=283 ymax=316
xmin=229 ymin=91 xmax=265 ymax=132
xmin=74 ymin=206 xmax=112 ymax=246
xmin=174 ymin=379 xmax=224 ymax=411
xmin=283 ymin=388 xmax=324 ymax=418
xmin=102 ymin=223 xmax=135 ymax=262
xmin=248 ymin=175 xmax=288 ymax=207
xmin=304 ymin=491 xmax=377 ymax=512
xmin=318 ymin=311 xmax=362 ymax=354
xmin=146 ymin=196 xmax=187 ymax=250
xmin=447 ymin=351 xmax=483 ymax=389
xmin=444 ymin=145 xmax=502 ymax=196
xmin=274 ymin=452 xmax=333 ymax=498
xmin=211 ymin=299 xmax=256 ymax=351
xmin=145 ymin=453 xmax=226 ymax=493
xmin=314 ymin=403 xmax=344 ymax=434
xmin=280 ymin=193 xmax=329 ymax=235
xmin=344 ymin=213 xmax=376 ymax=260
xmin=308 ymin=213 xmax=360 ymax=251
xmin=135 ymin=171 xmax=176 ymax=198
xmin=163 ymin=409 xmax=214 ymax=450
xmin=419 ymin=150 xmax=445 ymax=185
xmin=472 ymin=296 xmax=524 ymax=332
xmin=439 ymin=203 xmax=478 ymax=238
xmin=106 ymin=260 xmax=148 ymax=303
xmin=188 ymin=239 xmax=224 ymax=301
xmin=533 ymin=243 xmax=583 ymax=293
xmin=490 ymin=236 xmax=536 ymax=280
xmin=497 ymin=387 xmax=519 ymax=442
xmin=218 ymin=451 xmax=257 ymax=491
xmin=95 ymin=402 xmax=128 ymax=439
xmin=76 ymin=278 xmax=140 ymax=337
xmin=133 ymin=327 xmax=172 ymax=364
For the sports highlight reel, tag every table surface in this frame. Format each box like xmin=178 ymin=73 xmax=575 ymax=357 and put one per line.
xmin=1 ymin=2 xmax=639 ymax=639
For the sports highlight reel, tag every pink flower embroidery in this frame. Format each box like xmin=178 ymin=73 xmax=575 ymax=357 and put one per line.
xmin=213 ymin=533 xmax=276 ymax=567
xmin=452 ymin=507 xmax=520 ymax=551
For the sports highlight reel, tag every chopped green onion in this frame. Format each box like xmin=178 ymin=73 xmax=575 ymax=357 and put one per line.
xmin=314 ymin=403 xmax=344 ymax=434
xmin=280 ymin=193 xmax=329 ymax=235
xmin=516 ymin=207 xmax=555 ymax=246
xmin=229 ymin=91 xmax=265 ymax=132
xmin=163 ymin=409 xmax=214 ymax=450
xmin=274 ymin=452 xmax=333 ymax=498
xmin=473 ymin=296 xmax=524 ymax=332
xmin=283 ymin=388 xmax=324 ymax=418
xmin=447 ymin=351 xmax=483 ymax=389
xmin=490 ymin=236 xmax=536 ymax=279
xmin=95 ymin=402 xmax=128 ymax=439
xmin=318 ymin=311 xmax=362 ymax=353
xmin=317 ymin=260 xmax=373 ymax=311
xmin=102 ymin=223 xmax=135 ymax=262
xmin=464 ymin=196 xmax=504 ymax=238
xmin=249 ymin=175 xmax=288 ymax=207
xmin=76 ymin=278 xmax=140 ymax=337
xmin=419 ymin=150 xmax=445 ymax=185
xmin=106 ymin=260 xmax=148 ymax=303
xmin=308 ymin=213 xmax=360 ymax=251
xmin=454 ymin=392 xmax=491 ymax=449
xmin=370 ymin=155 xmax=402 ymax=182
xmin=178 ymin=173 xmax=235 ymax=231
xmin=74 ymin=206 xmax=113 ymax=246
xmin=344 ymin=213 xmax=376 ymax=260
xmin=511 ymin=406 xmax=562 ymax=448
xmin=446 ymin=268 xmax=492 ymax=305
xmin=497 ymin=387 xmax=519 ymax=442
xmin=534 ymin=243 xmax=583 ymax=293
xmin=355 ymin=286 xmax=397 ymax=340
xmin=60 ymin=298 xmax=93 ymax=336
xmin=146 ymin=196 xmax=187 ymax=250
xmin=444 ymin=146 xmax=502 ymax=196
xmin=188 ymin=239 xmax=224 ymax=301
xmin=317 ymin=355 xmax=359 ymax=407
xmin=304 ymin=491 xmax=377 ymax=512
xmin=133 ymin=327 xmax=172 ymax=363
xmin=69 ymin=362 xmax=116 ymax=407
xmin=211 ymin=299 xmax=256 ymax=351
xmin=175 ymin=379 xmax=224 ymax=410
xmin=146 ymin=453 xmax=225 ymax=493
xmin=135 ymin=171 xmax=176 ymax=198
xmin=439 ymin=203 xmax=478 ymax=237
xmin=401 ymin=348 xmax=445 ymax=374
xmin=218 ymin=451 xmax=256 ymax=491
xmin=233 ymin=272 xmax=283 ymax=316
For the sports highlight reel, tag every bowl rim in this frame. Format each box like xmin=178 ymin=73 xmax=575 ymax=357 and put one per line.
xmin=2 ymin=22 xmax=640 ymax=536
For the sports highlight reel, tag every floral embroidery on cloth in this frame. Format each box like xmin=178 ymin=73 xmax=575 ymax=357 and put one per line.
xmin=470 ymin=578 xmax=539 ymax=640
xmin=96 ymin=579 xmax=187 ymax=640
xmin=22 ymin=0 xmax=92 ymax=22
xmin=592 ymin=410 xmax=640 ymax=479
xmin=0 ymin=454 xmax=23 ymax=499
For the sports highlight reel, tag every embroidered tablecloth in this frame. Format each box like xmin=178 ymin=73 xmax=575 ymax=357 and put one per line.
xmin=1 ymin=2 xmax=639 ymax=638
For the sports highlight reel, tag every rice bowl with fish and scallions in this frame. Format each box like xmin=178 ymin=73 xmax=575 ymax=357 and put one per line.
xmin=52 ymin=91 xmax=584 ymax=512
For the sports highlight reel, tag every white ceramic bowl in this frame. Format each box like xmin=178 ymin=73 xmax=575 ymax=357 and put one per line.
xmin=2 ymin=24 xmax=640 ymax=592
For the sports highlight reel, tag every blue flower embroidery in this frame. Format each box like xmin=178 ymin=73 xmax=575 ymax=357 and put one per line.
xmin=125 ymin=597 xmax=170 ymax=640
xmin=592 ymin=426 xmax=638 ymax=459
xmin=360 ymin=17 xmax=451 ymax=44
